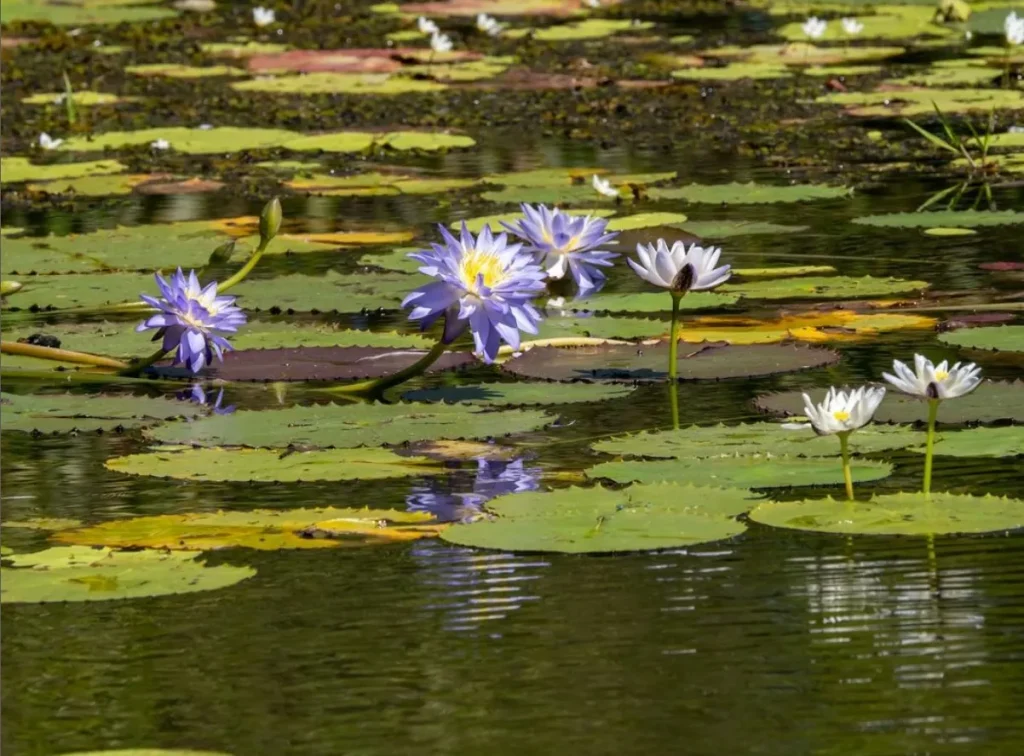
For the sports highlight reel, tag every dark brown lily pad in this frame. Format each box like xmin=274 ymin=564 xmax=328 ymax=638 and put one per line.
xmin=938 ymin=313 xmax=1018 ymax=332
xmin=753 ymin=380 xmax=1024 ymax=425
xmin=195 ymin=347 xmax=477 ymax=382
xmin=502 ymin=342 xmax=840 ymax=383
xmin=134 ymin=177 xmax=226 ymax=195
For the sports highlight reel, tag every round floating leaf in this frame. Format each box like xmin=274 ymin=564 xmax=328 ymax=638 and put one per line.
xmin=61 ymin=750 xmax=230 ymax=756
xmin=721 ymin=275 xmax=928 ymax=300
xmin=1 ymin=157 xmax=127 ymax=183
xmin=649 ymin=182 xmax=851 ymax=204
xmin=593 ymin=422 xmax=920 ymax=460
xmin=1 ymin=547 xmax=253 ymax=604
xmin=0 ymin=0 xmax=177 ymax=25
xmin=678 ymin=220 xmax=810 ymax=239
xmin=454 ymin=209 xmax=615 ymax=234
xmin=587 ymin=455 xmax=893 ymax=489
xmin=22 ymin=90 xmax=129 ymax=105
xmin=105 ymin=447 xmax=444 ymax=482
xmin=755 ymin=381 xmax=1024 ymax=425
xmin=147 ymin=403 xmax=551 ymax=448
xmin=531 ymin=18 xmax=653 ymax=41
xmin=671 ymin=63 xmax=792 ymax=81
xmin=2 ymin=393 xmax=205 ymax=434
xmin=502 ymin=343 xmax=840 ymax=383
xmin=605 ymin=212 xmax=689 ymax=231
xmin=923 ymin=227 xmax=978 ymax=237
xmin=54 ymin=508 xmax=444 ymax=552
xmin=232 ymin=271 xmax=424 ymax=313
xmin=533 ymin=315 xmax=669 ymax=341
xmin=939 ymin=325 xmax=1024 ymax=353
xmin=233 ymin=73 xmax=448 ymax=95
xmin=909 ymin=426 xmax=1024 ymax=458
xmin=777 ymin=8 xmax=956 ymax=42
xmin=287 ymin=171 xmax=480 ymax=196
xmin=126 ymin=63 xmax=246 ymax=78
xmin=573 ymin=290 xmax=739 ymax=313
xmin=703 ymin=42 xmax=905 ymax=66
xmin=3 ymin=518 xmax=83 ymax=531
xmin=852 ymin=210 xmax=1024 ymax=228
xmin=819 ymin=87 xmax=1024 ymax=117
xmin=672 ymin=311 xmax=935 ymax=345
xmin=201 ymin=346 xmax=475 ymax=382
xmin=442 ymin=484 xmax=759 ymax=554
xmin=403 ymin=382 xmax=634 ymax=406
xmin=749 ymin=492 xmax=1024 ymax=536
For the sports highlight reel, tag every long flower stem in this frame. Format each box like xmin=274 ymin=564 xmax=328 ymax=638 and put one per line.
xmin=668 ymin=380 xmax=680 ymax=431
xmin=838 ymin=431 xmax=854 ymax=501
xmin=118 ymin=347 xmax=171 ymax=377
xmin=326 ymin=339 xmax=448 ymax=397
xmin=0 ymin=340 xmax=128 ymax=370
xmin=668 ymin=292 xmax=683 ymax=383
xmin=218 ymin=237 xmax=269 ymax=294
xmin=923 ymin=398 xmax=941 ymax=497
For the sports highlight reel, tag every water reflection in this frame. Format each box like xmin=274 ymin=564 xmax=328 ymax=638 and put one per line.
xmin=406 ymin=458 xmax=542 ymax=522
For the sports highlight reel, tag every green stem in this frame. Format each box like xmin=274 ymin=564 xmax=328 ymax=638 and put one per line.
xmin=117 ymin=347 xmax=171 ymax=377
xmin=668 ymin=292 xmax=682 ymax=383
xmin=923 ymin=398 xmax=940 ymax=497
xmin=326 ymin=339 xmax=448 ymax=397
xmin=838 ymin=431 xmax=854 ymax=501
xmin=668 ymin=380 xmax=680 ymax=431
xmin=218 ymin=237 xmax=269 ymax=293
xmin=1005 ymin=48 xmax=1012 ymax=89
xmin=0 ymin=340 xmax=128 ymax=369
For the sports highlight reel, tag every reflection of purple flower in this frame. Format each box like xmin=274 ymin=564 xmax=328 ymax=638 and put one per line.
xmin=402 ymin=223 xmax=546 ymax=363
xmin=407 ymin=459 xmax=541 ymax=521
xmin=137 ymin=268 xmax=247 ymax=374
xmin=181 ymin=384 xmax=236 ymax=415
xmin=503 ymin=204 xmax=619 ymax=297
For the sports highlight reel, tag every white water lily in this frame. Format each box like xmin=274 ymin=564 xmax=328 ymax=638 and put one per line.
xmin=584 ymin=0 xmax=601 ymax=7
xmin=841 ymin=17 xmax=864 ymax=36
xmin=800 ymin=386 xmax=886 ymax=436
xmin=1006 ymin=12 xmax=1024 ymax=46
xmin=802 ymin=17 xmax=827 ymax=39
xmin=430 ymin=31 xmax=453 ymax=53
xmin=38 ymin=132 xmax=63 ymax=150
xmin=591 ymin=174 xmax=619 ymax=198
xmin=883 ymin=354 xmax=982 ymax=400
xmin=628 ymin=240 xmax=731 ymax=293
xmin=252 ymin=6 xmax=275 ymax=27
xmin=476 ymin=13 xmax=503 ymax=37
xmin=151 ymin=139 xmax=170 ymax=150
xmin=418 ymin=16 xmax=439 ymax=35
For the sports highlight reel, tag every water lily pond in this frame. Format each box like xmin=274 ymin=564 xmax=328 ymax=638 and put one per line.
xmin=3 ymin=0 xmax=1024 ymax=753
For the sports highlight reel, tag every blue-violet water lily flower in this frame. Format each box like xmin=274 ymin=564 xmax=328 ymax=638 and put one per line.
xmin=503 ymin=204 xmax=619 ymax=297
xmin=137 ymin=268 xmax=247 ymax=374
xmin=403 ymin=223 xmax=546 ymax=363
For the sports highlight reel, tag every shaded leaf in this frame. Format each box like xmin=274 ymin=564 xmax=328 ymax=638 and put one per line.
xmin=403 ymin=382 xmax=635 ymax=405
xmin=2 ymin=392 xmax=205 ymax=434
xmin=649 ymin=182 xmax=852 ymax=204
xmin=852 ymin=210 xmax=1024 ymax=228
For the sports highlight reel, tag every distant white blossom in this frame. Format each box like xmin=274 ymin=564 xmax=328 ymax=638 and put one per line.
xmin=252 ymin=6 xmax=275 ymax=27
xmin=591 ymin=174 xmax=619 ymax=198
xmin=584 ymin=0 xmax=601 ymax=7
xmin=430 ymin=31 xmax=453 ymax=53
xmin=841 ymin=17 xmax=863 ymax=36
xmin=151 ymin=139 xmax=170 ymax=150
xmin=39 ymin=132 xmax=63 ymax=150
xmin=1006 ymin=11 xmax=1024 ymax=46
xmin=476 ymin=13 xmax=503 ymax=37
xmin=802 ymin=17 xmax=827 ymax=40
xmin=418 ymin=16 xmax=439 ymax=35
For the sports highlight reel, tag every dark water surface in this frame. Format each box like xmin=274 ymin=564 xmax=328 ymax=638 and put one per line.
xmin=3 ymin=131 xmax=1024 ymax=756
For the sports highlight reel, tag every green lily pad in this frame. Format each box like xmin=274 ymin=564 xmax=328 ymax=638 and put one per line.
xmin=923 ymin=227 xmax=978 ymax=237
xmin=0 ymin=0 xmax=177 ymax=25
xmin=482 ymin=182 xmax=652 ymax=205
xmin=592 ymin=422 xmax=920 ymax=459
xmin=572 ymin=290 xmax=739 ymax=313
xmin=26 ymin=173 xmax=195 ymax=197
xmin=1 ymin=157 xmax=127 ymax=183
xmin=454 ymin=209 xmax=616 ymax=234
xmin=2 ymin=392 xmax=206 ymax=434
xmin=56 ymin=127 xmax=475 ymax=155
xmin=61 ymin=751 xmax=231 ymax=756
xmin=442 ymin=484 xmax=758 ymax=554
xmin=587 ymin=455 xmax=893 ymax=489
xmin=732 ymin=264 xmax=836 ymax=277
xmin=649 ymin=182 xmax=851 ymax=204
xmin=533 ymin=315 xmax=670 ymax=341
xmin=105 ymin=447 xmax=444 ymax=482
xmin=909 ymin=426 xmax=1024 ymax=457
xmin=3 ymin=517 xmax=83 ymax=531
xmin=605 ymin=212 xmax=689 ymax=231
xmin=677 ymin=220 xmax=810 ymax=239
xmin=888 ymin=62 xmax=1001 ymax=87
xmin=22 ymin=91 xmax=128 ymax=105
xmin=756 ymin=381 xmax=1024 ymax=425
xmin=147 ymin=402 xmax=550 ymax=448
xmin=402 ymin=382 xmax=635 ymax=405
xmin=54 ymin=508 xmax=444 ymax=552
xmin=778 ymin=8 xmax=956 ymax=42
xmin=126 ymin=63 xmax=246 ymax=78
xmin=201 ymin=40 xmax=292 ymax=57
xmin=701 ymin=42 xmax=905 ymax=66
xmin=232 ymin=72 xmax=448 ymax=95
xmin=818 ymin=87 xmax=1024 ymax=117
xmin=721 ymin=275 xmax=928 ymax=300
xmin=671 ymin=63 xmax=792 ymax=81
xmin=749 ymin=492 xmax=1024 ymax=536
xmin=287 ymin=171 xmax=480 ymax=196
xmin=939 ymin=325 xmax=1024 ymax=353
xmin=1 ymin=546 xmax=253 ymax=604
xmin=531 ymin=19 xmax=654 ymax=41
xmin=502 ymin=343 xmax=840 ymax=383
xmin=231 ymin=270 xmax=423 ymax=313
xmin=852 ymin=210 xmax=1024 ymax=228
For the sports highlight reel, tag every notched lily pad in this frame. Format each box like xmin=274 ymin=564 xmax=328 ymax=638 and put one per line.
xmin=2 ymin=392 xmax=205 ymax=434
xmin=441 ymin=484 xmax=760 ymax=554
xmin=939 ymin=325 xmax=1024 ymax=353
xmin=721 ymin=275 xmax=928 ymax=301
xmin=199 ymin=346 xmax=476 ymax=382
xmin=649 ymin=181 xmax=851 ymax=204
xmin=852 ymin=210 xmax=1024 ymax=229
xmin=749 ymin=492 xmax=1024 ymax=536
xmin=909 ymin=426 xmax=1024 ymax=458
xmin=502 ymin=343 xmax=840 ymax=383
xmin=402 ymin=382 xmax=635 ymax=406
xmin=1 ymin=546 xmax=253 ymax=604
xmin=573 ymin=290 xmax=739 ymax=313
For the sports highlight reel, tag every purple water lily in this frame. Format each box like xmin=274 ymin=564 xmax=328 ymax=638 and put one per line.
xmin=407 ymin=459 xmax=542 ymax=521
xmin=502 ymin=204 xmax=619 ymax=297
xmin=137 ymin=268 xmax=247 ymax=374
xmin=402 ymin=223 xmax=546 ymax=363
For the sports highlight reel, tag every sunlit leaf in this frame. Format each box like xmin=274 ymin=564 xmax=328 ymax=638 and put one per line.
xmin=852 ymin=210 xmax=1024 ymax=228
xmin=908 ymin=426 xmax=1024 ymax=457
xmin=649 ymin=182 xmax=852 ymax=204
xmin=939 ymin=325 xmax=1024 ymax=353
xmin=403 ymin=382 xmax=635 ymax=405
xmin=1 ymin=157 xmax=127 ymax=183
xmin=721 ymin=275 xmax=929 ymax=300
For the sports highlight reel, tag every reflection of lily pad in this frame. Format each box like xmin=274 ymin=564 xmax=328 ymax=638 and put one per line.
xmin=147 ymin=403 xmax=551 ymax=448
xmin=2 ymin=392 xmax=205 ymax=434
xmin=105 ymin=447 xmax=444 ymax=482
xmin=403 ymin=382 xmax=635 ymax=406
xmin=592 ymin=422 xmax=919 ymax=459
xmin=587 ymin=455 xmax=893 ymax=489
xmin=721 ymin=275 xmax=928 ymax=300
xmin=749 ymin=492 xmax=1024 ymax=536
xmin=939 ymin=325 xmax=1024 ymax=353
xmin=441 ymin=484 xmax=758 ymax=554
xmin=1 ymin=546 xmax=253 ymax=604
xmin=755 ymin=381 xmax=1024 ymax=425
xmin=502 ymin=343 xmax=840 ymax=383
xmin=852 ymin=210 xmax=1024 ymax=228
xmin=908 ymin=426 xmax=1024 ymax=458
xmin=54 ymin=508 xmax=444 ymax=551
xmin=649 ymin=182 xmax=851 ymax=204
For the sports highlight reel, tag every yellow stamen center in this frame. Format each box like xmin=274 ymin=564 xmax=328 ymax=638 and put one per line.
xmin=460 ymin=251 xmax=504 ymax=294
xmin=833 ymin=410 xmax=850 ymax=422
xmin=934 ymin=370 xmax=948 ymax=381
